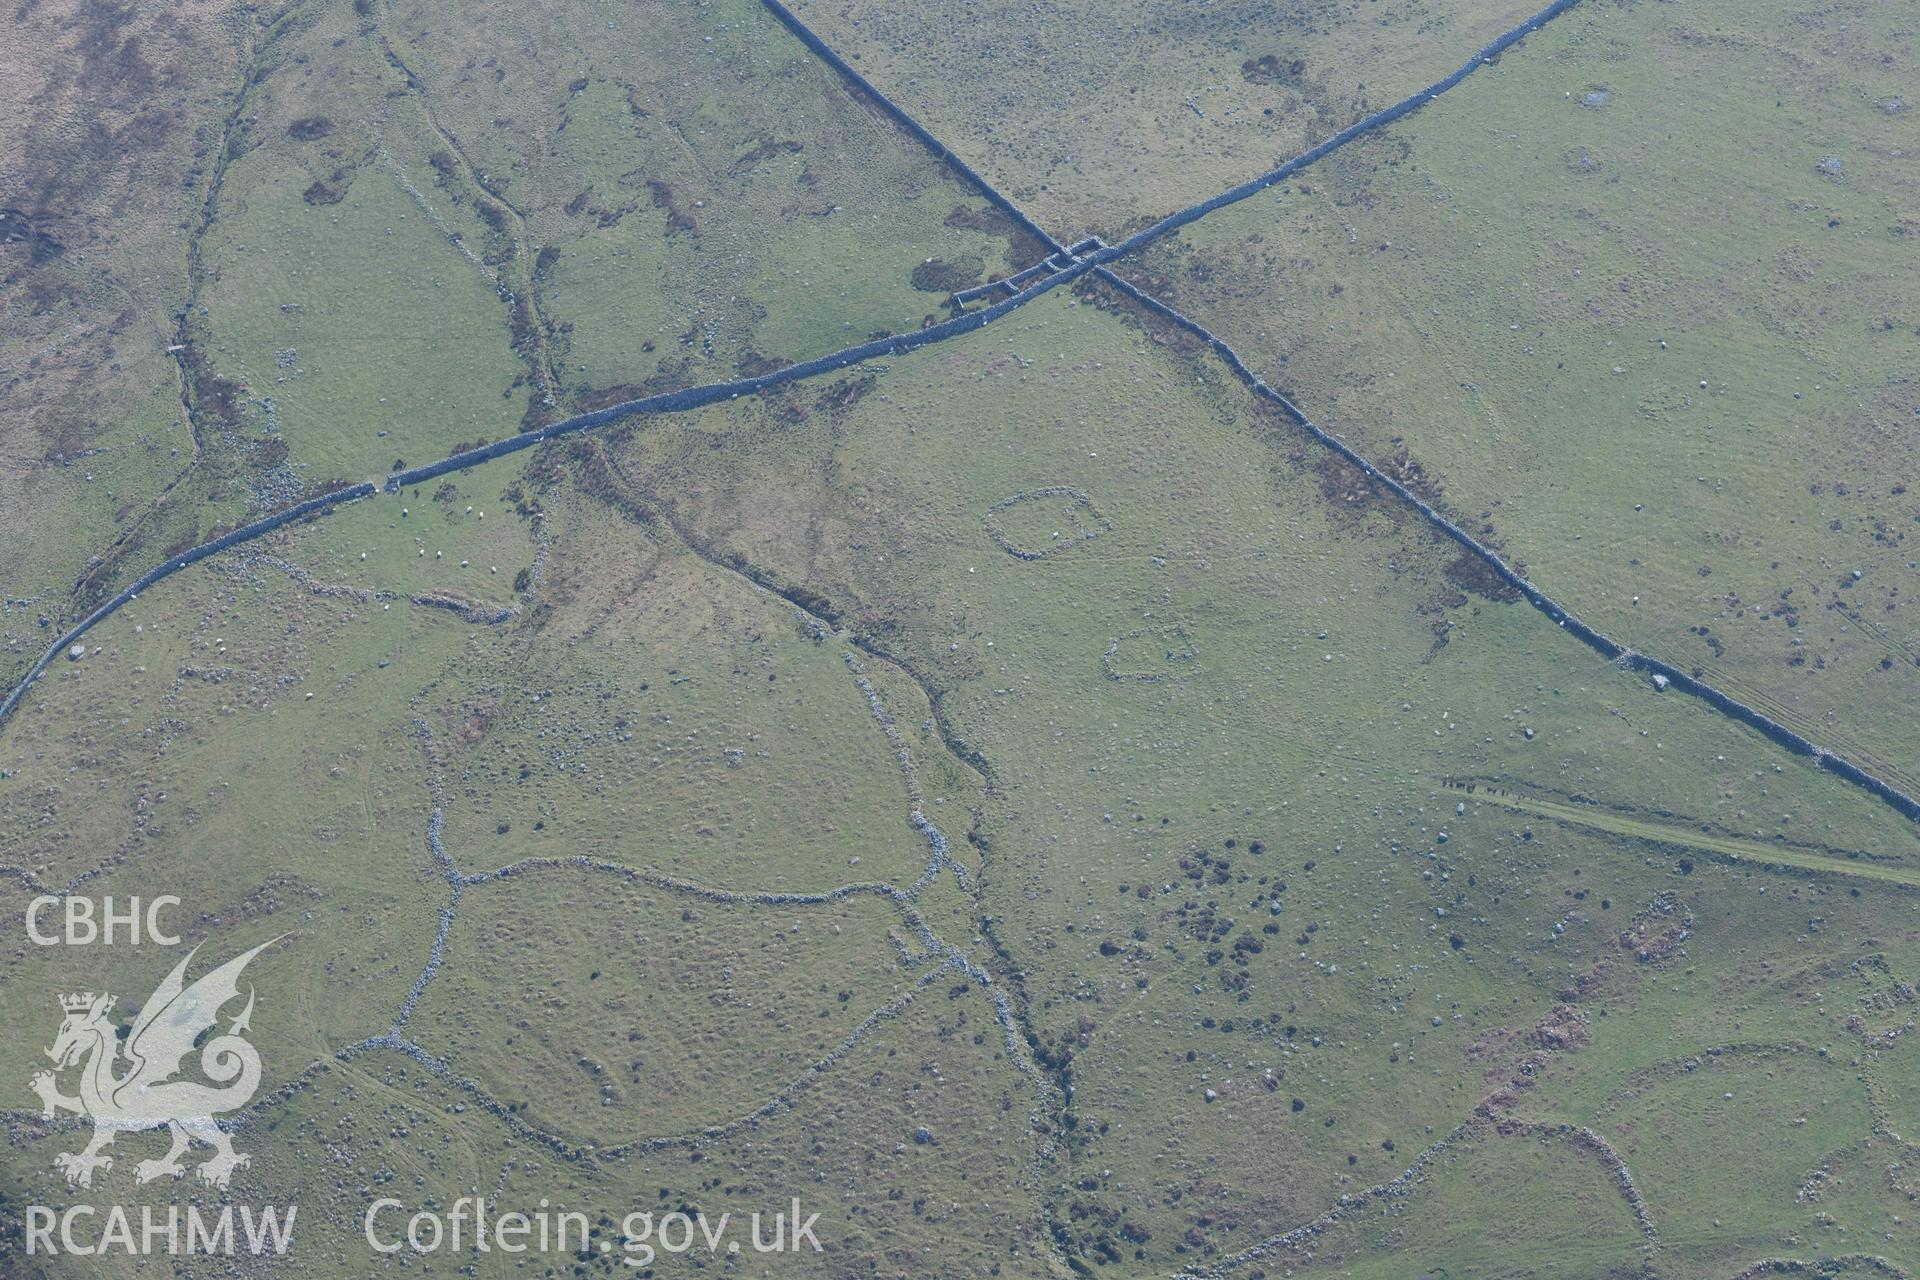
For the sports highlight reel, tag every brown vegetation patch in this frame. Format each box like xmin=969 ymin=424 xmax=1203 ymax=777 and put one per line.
xmin=737 ymin=350 xmax=793 ymax=378
xmin=910 ymin=255 xmax=984 ymax=293
xmin=1313 ymin=451 xmax=1394 ymax=520
xmin=181 ymin=345 xmax=242 ymax=426
xmin=816 ymin=373 xmax=875 ymax=417
xmin=1240 ymin=54 xmax=1306 ymax=86
xmin=1559 ymin=957 xmax=1623 ymax=1003
xmin=1619 ymin=897 xmax=1692 ymax=965
xmin=575 ymin=361 xmax=695 ymax=412
xmin=1465 ymin=1026 xmax=1529 ymax=1081
xmin=764 ymin=387 xmax=808 ymax=426
xmin=945 ymin=204 xmax=1015 ymax=237
xmin=453 ymin=697 xmax=496 ymax=745
xmin=1370 ymin=441 xmax=1442 ymax=505
xmin=1444 ymin=550 xmax=1521 ymax=602
xmin=734 ymin=137 xmax=802 ymax=169
xmin=944 ymin=203 xmax=1046 ymax=269
xmin=517 ymin=397 xmax=556 ymax=435
xmin=0 ymin=208 xmax=66 ymax=265
xmin=0 ymin=0 xmax=245 ymax=608
xmin=506 ymin=294 xmax=539 ymax=363
xmin=565 ymin=438 xmax=660 ymax=533
xmin=1532 ymin=1003 xmax=1590 ymax=1051
xmin=286 ymin=116 xmax=333 ymax=141
xmin=302 ymin=177 xmax=347 ymax=206
xmin=563 ymin=187 xmax=631 ymax=229
xmin=645 ymin=179 xmax=697 ymax=235
xmin=1072 ymin=274 xmax=1207 ymax=358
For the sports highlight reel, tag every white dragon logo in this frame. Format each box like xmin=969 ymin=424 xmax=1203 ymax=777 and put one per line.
xmin=30 ymin=939 xmax=277 ymax=1189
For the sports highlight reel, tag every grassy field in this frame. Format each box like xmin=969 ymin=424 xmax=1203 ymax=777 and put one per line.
xmin=187 ymin=0 xmax=533 ymax=487
xmin=0 ymin=428 xmax=1028 ymax=1273
xmin=0 ymin=0 xmax=537 ymax=685
xmin=1260 ymin=1125 xmax=1651 ymax=1278
xmin=405 ymin=864 xmax=921 ymax=1144
xmin=2 ymin=243 xmax=1914 ymax=1279
xmin=1108 ymin=0 xmax=1920 ymax=799
xmin=783 ymin=0 xmax=1560 ymax=235
xmin=4 ymin=0 xmax=1919 ymax=1276
xmin=0 ymin=556 xmax=458 ymax=1104
xmin=597 ymin=291 xmax=1920 ymax=1275
xmin=416 ymin=478 xmax=981 ymax=896
xmin=0 ymin=971 xmax=1049 ymax=1279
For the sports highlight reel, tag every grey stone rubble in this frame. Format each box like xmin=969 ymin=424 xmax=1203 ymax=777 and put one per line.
xmin=235 ymin=549 xmax=396 ymax=604
xmin=1177 ymin=1121 xmax=1475 ymax=1278
xmin=411 ymin=592 xmax=517 ymax=625
xmin=1727 ymin=1258 xmax=1912 ymax=1280
xmin=844 ymin=650 xmax=971 ymax=895
xmin=1180 ymin=1117 xmax=1656 ymax=1279
xmin=983 ymin=485 xmax=1111 ymax=560
xmin=380 ymin=144 xmax=498 ymax=284
xmin=1574 ymin=1124 xmax=1658 ymax=1244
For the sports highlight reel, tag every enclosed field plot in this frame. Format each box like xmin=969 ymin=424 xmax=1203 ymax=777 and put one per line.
xmin=0 ymin=556 xmax=463 ymax=1120
xmin=415 ymin=472 xmax=985 ymax=896
xmin=404 ymin=864 xmax=923 ymax=1146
